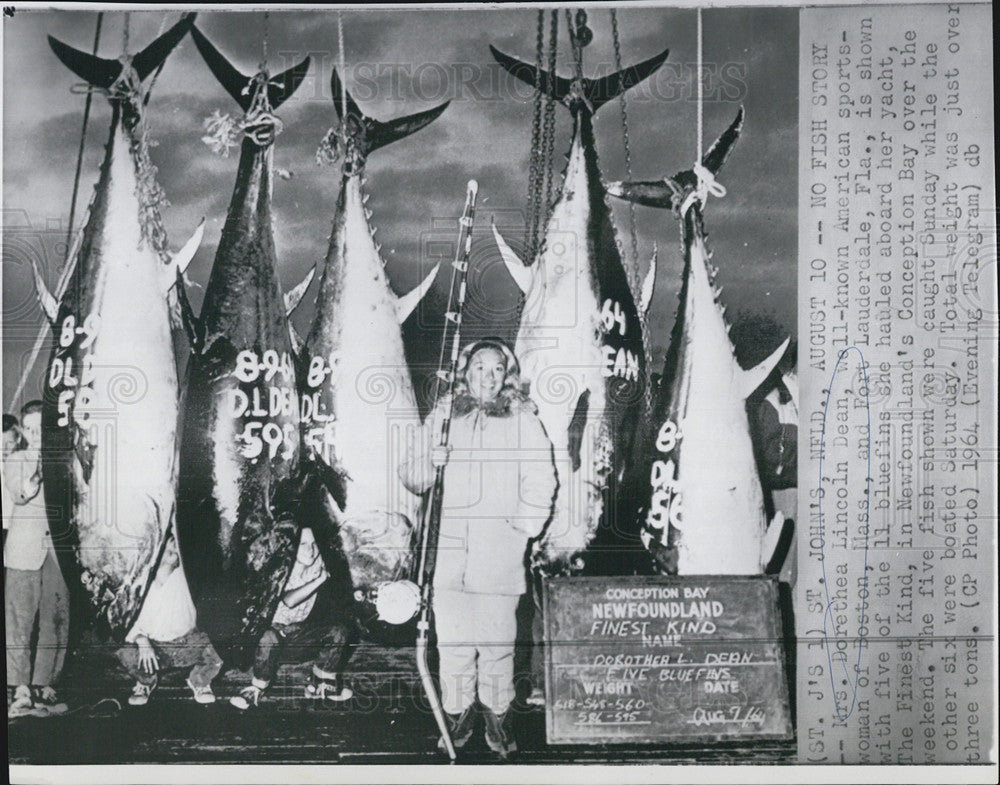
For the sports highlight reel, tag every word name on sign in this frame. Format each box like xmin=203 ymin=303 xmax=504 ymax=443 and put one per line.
xmin=50 ymin=313 xmax=100 ymax=427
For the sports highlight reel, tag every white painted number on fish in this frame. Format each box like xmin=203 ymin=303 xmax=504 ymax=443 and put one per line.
xmin=647 ymin=420 xmax=682 ymax=532
xmin=233 ymin=349 xmax=294 ymax=384
xmin=50 ymin=313 xmax=101 ymax=426
xmin=600 ymin=299 xmax=628 ymax=336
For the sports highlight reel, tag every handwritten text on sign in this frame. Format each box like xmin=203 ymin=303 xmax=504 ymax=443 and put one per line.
xmin=543 ymin=576 xmax=793 ymax=744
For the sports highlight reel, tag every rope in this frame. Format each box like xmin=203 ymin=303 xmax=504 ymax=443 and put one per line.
xmin=121 ymin=12 xmax=130 ymax=57
xmin=679 ymin=8 xmax=727 ymax=216
xmin=66 ymin=13 xmax=103 ymax=262
xmin=697 ymin=8 xmax=703 ymax=164
xmin=337 ymin=11 xmax=347 ymax=136
xmin=142 ymin=15 xmax=171 ymax=108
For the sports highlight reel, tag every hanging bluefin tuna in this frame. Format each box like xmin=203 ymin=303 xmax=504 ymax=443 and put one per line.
xmin=175 ymin=26 xmax=329 ymax=666
xmin=37 ymin=15 xmax=201 ymax=640
xmin=301 ymin=69 xmax=447 ymax=597
xmin=489 ymin=43 xmax=668 ymax=573
xmin=607 ymin=108 xmax=789 ymax=575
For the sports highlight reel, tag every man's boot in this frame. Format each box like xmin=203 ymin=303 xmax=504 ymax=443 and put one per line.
xmin=483 ymin=706 xmax=517 ymax=759
xmin=437 ymin=704 xmax=476 ymax=753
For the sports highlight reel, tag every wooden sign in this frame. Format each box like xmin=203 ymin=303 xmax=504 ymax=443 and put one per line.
xmin=543 ymin=575 xmax=793 ymax=745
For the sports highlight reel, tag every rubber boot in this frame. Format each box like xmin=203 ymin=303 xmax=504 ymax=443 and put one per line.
xmin=483 ymin=706 xmax=517 ymax=759
xmin=437 ymin=704 xmax=476 ymax=753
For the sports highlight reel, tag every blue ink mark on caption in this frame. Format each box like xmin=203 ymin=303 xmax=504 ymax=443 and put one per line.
xmin=817 ymin=346 xmax=872 ymax=721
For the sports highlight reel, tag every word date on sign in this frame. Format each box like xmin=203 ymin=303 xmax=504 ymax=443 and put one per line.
xmin=543 ymin=576 xmax=793 ymax=745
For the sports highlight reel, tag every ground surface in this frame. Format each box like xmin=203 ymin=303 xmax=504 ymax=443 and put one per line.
xmin=8 ymin=633 xmax=795 ymax=766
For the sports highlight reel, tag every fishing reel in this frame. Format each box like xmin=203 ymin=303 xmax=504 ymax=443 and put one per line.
xmin=354 ymin=579 xmax=421 ymax=625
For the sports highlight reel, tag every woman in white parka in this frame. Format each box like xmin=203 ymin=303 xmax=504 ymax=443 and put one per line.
xmin=400 ymin=338 xmax=557 ymax=759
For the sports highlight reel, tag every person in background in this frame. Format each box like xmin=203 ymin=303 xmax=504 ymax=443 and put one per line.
xmin=229 ymin=525 xmax=356 ymax=710
xmin=2 ymin=414 xmax=24 ymax=540
xmin=4 ymin=400 xmax=69 ymax=718
xmin=400 ymin=338 xmax=557 ymax=759
xmin=116 ymin=533 xmax=222 ymax=706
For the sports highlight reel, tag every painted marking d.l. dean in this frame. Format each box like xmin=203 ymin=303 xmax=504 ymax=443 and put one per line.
xmin=175 ymin=25 xmax=328 ymax=667
xmin=38 ymin=15 xmax=201 ymax=640
xmin=608 ymin=108 xmax=788 ymax=575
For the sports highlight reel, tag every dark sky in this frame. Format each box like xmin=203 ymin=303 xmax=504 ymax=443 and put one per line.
xmin=2 ymin=7 xmax=797 ymax=410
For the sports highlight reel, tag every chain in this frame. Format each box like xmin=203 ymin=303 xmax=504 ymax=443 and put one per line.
xmin=525 ymin=10 xmax=545 ymax=261
xmin=611 ymin=10 xmax=641 ymax=299
xmin=541 ymin=10 xmax=558 ymax=228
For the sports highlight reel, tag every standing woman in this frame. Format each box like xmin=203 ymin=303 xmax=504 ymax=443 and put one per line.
xmin=400 ymin=339 xmax=557 ymax=759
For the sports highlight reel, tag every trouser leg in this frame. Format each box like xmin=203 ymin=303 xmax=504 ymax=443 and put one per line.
xmin=432 ymin=588 xmax=477 ymax=716
xmin=115 ymin=645 xmax=157 ymax=686
xmin=33 ymin=550 xmax=69 ymax=686
xmin=6 ymin=567 xmax=41 ymax=687
xmin=158 ymin=630 xmax=223 ymax=689
xmin=474 ymin=593 xmax=520 ymax=715
xmin=251 ymin=628 xmax=285 ymax=685
xmin=310 ymin=618 xmax=358 ymax=679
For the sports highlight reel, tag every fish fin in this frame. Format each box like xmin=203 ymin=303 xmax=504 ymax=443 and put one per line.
xmin=48 ymin=15 xmax=193 ymax=88
xmin=395 ymin=263 xmax=439 ymax=324
xmin=763 ymin=511 xmax=790 ymax=572
xmin=267 ymin=55 xmax=312 ymax=110
xmin=284 ymin=264 xmax=316 ymax=317
xmin=702 ymin=106 xmax=745 ymax=176
xmin=491 ymin=219 xmax=533 ymax=294
xmin=489 ymin=45 xmax=574 ymax=103
xmin=739 ymin=337 xmax=790 ymax=399
xmin=584 ymin=46 xmax=670 ymax=113
xmin=309 ymin=452 xmax=349 ymax=512
xmin=640 ymin=243 xmax=657 ymax=315
xmin=164 ymin=218 xmax=205 ymax=292
xmin=567 ymin=389 xmax=590 ymax=472
xmin=131 ymin=14 xmax=197 ymax=82
xmin=189 ymin=25 xmax=255 ymax=112
xmin=47 ymin=36 xmax=123 ymax=88
xmin=29 ymin=258 xmax=58 ymax=325
xmin=288 ymin=322 xmax=305 ymax=358
xmin=367 ymin=101 xmax=450 ymax=155
xmin=607 ymin=109 xmax=744 ymax=211
xmin=606 ymin=179 xmax=680 ymax=209
xmin=174 ymin=271 xmax=204 ymax=352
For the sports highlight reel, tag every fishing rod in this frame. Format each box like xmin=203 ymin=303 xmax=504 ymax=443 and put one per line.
xmin=414 ymin=178 xmax=478 ymax=762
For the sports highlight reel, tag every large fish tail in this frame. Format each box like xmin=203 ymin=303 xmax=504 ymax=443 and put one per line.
xmin=330 ymin=67 xmax=449 ymax=156
xmin=190 ymin=25 xmax=310 ymax=112
xmin=489 ymin=44 xmax=669 ymax=114
xmin=606 ymin=108 xmax=746 ymax=210
xmin=48 ymin=14 xmax=195 ymax=89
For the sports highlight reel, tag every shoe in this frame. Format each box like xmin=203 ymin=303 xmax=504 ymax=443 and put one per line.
xmin=526 ymin=686 xmax=545 ymax=706
xmin=229 ymin=683 xmax=264 ymax=710
xmin=437 ymin=704 xmax=476 ymax=753
xmin=8 ymin=685 xmax=35 ymax=718
xmin=483 ymin=707 xmax=517 ymax=760
xmin=304 ymin=675 xmax=353 ymax=702
xmin=128 ymin=680 xmax=156 ymax=707
xmin=187 ymin=678 xmax=216 ymax=705
xmin=33 ymin=686 xmax=69 ymax=715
